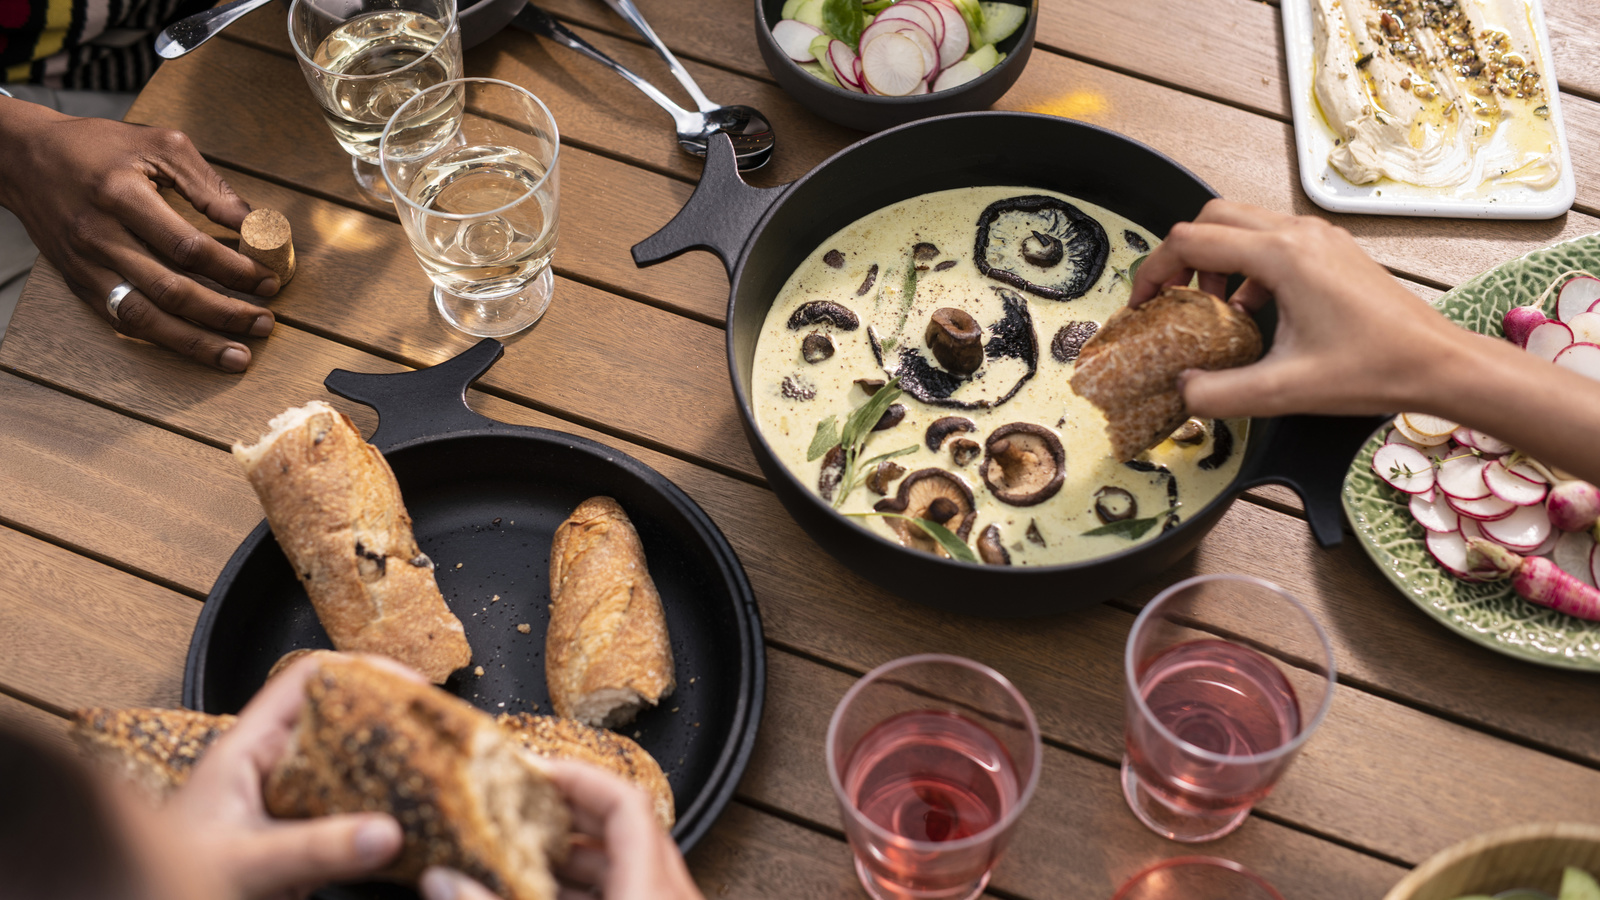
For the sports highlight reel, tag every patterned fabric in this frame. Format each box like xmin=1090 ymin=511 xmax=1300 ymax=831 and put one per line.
xmin=0 ymin=0 xmax=211 ymax=90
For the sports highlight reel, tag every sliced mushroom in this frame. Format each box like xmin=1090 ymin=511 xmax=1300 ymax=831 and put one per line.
xmin=1025 ymin=520 xmax=1047 ymax=546
xmin=854 ymin=378 xmax=886 ymax=396
xmin=913 ymin=242 xmax=940 ymax=262
xmin=1050 ymin=321 xmax=1099 ymax=364
xmin=1124 ymin=229 xmax=1151 ymax=253
xmin=974 ymin=195 xmax=1110 ymax=301
xmin=787 ymin=300 xmax=859 ymax=331
xmin=1198 ymin=420 xmax=1235 ymax=470
xmin=780 ymin=376 xmax=815 ymax=401
xmin=934 ymin=259 xmax=958 ymax=272
xmin=1093 ymin=486 xmax=1138 ymax=523
xmin=1021 ymin=230 xmax=1064 ymax=267
xmin=823 ymin=249 xmax=845 ymax=269
xmin=925 ymin=416 xmax=977 ymax=451
xmin=873 ymin=469 xmax=977 ymax=556
xmin=926 ymin=308 xmax=984 ymax=375
xmin=1169 ymin=418 xmax=1207 ymax=445
xmin=977 ymin=524 xmax=1010 ymax=565
xmin=877 ymin=288 xmax=1038 ymax=411
xmin=980 ymin=423 xmax=1066 ymax=506
xmin=865 ymin=460 xmax=906 ymax=495
xmin=818 ymin=445 xmax=844 ymax=502
xmin=856 ymin=264 xmax=879 ymax=296
xmin=872 ymin=403 xmax=906 ymax=432
xmin=949 ymin=438 xmax=981 ymax=466
xmin=801 ymin=332 xmax=834 ymax=364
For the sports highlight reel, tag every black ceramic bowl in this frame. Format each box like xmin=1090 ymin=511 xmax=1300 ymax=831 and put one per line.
xmin=279 ymin=0 xmax=521 ymax=49
xmin=755 ymin=0 xmax=1038 ymax=132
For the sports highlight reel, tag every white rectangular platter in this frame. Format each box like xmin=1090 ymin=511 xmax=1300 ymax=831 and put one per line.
xmin=1281 ymin=0 xmax=1575 ymax=219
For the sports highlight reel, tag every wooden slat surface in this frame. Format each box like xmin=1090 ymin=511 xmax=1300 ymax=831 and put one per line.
xmin=3 ymin=0 xmax=1598 ymax=894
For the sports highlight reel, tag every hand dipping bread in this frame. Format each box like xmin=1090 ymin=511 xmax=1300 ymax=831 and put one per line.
xmin=547 ymin=497 xmax=675 ymax=728
xmin=232 ymin=401 xmax=472 ymax=683
xmin=1071 ymin=287 xmax=1262 ymax=461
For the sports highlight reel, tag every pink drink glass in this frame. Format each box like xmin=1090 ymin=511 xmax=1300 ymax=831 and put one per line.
xmin=1122 ymin=574 xmax=1336 ymax=842
xmin=1113 ymin=856 xmax=1285 ymax=900
xmin=827 ymin=654 xmax=1041 ymax=900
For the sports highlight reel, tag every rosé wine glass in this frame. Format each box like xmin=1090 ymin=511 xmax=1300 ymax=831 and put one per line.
xmin=1122 ymin=574 xmax=1336 ymax=843
xmin=827 ymin=654 xmax=1041 ymax=900
xmin=1113 ymin=856 xmax=1285 ymax=900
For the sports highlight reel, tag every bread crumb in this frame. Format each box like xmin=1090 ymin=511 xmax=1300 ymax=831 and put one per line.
xmin=693 ymin=722 xmax=700 ymax=728
xmin=517 ymin=623 xmax=531 ymax=634
xmin=689 ymin=677 xmax=697 ymax=684
xmin=491 ymin=594 xmax=500 ymax=602
xmin=498 ymin=701 xmax=506 ymax=707
xmin=670 ymin=707 xmax=679 ymax=713
xmin=455 ymin=563 xmax=463 ymax=569
xmin=474 ymin=666 xmax=484 ymax=676
xmin=633 ymin=731 xmax=641 ymax=738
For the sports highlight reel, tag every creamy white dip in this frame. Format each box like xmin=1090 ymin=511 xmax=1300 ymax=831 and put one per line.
xmin=751 ymin=186 xmax=1247 ymax=567
xmin=1311 ymin=0 xmax=1560 ymax=192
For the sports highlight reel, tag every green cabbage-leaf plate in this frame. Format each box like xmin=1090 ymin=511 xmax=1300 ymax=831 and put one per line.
xmin=1342 ymin=233 xmax=1600 ymax=671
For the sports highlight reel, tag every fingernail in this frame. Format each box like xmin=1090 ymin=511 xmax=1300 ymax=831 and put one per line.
xmin=259 ymin=277 xmax=280 ymax=296
xmin=219 ymin=346 xmax=249 ymax=372
xmin=354 ymin=818 xmax=399 ymax=865
xmin=251 ymin=315 xmax=274 ymax=337
xmin=420 ymin=867 xmax=460 ymax=900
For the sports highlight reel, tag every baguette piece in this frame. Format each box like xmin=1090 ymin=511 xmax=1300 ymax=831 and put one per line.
xmin=233 ymin=401 xmax=472 ymax=683
xmin=1071 ymin=287 xmax=1262 ymax=460
xmin=266 ymin=657 xmax=570 ymax=900
xmin=497 ymin=713 xmax=674 ymax=830
xmin=547 ymin=497 xmax=676 ymax=728
xmin=72 ymin=708 xmax=236 ymax=800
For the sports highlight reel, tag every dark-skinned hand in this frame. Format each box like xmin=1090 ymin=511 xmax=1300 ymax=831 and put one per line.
xmin=0 ymin=98 xmax=279 ymax=372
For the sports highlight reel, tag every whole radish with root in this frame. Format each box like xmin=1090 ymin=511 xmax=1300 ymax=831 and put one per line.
xmin=1467 ymin=538 xmax=1600 ymax=621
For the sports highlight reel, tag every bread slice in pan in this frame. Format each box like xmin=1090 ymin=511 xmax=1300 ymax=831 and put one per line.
xmin=266 ymin=656 xmax=570 ymax=900
xmin=72 ymin=707 xmax=237 ymax=800
xmin=1071 ymin=287 xmax=1263 ymax=461
xmin=233 ymin=401 xmax=472 ymax=683
xmin=497 ymin=712 xmax=675 ymax=830
xmin=547 ymin=497 xmax=676 ymax=728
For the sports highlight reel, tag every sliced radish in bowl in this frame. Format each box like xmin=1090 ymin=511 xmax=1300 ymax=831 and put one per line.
xmin=1483 ymin=459 xmax=1550 ymax=506
xmin=1480 ymin=503 xmax=1554 ymax=551
xmin=861 ymin=32 xmax=931 ymax=95
xmin=1437 ymin=455 xmax=1490 ymax=500
xmin=919 ymin=0 xmax=969 ymax=68
xmin=1558 ymin=275 xmax=1600 ymax=323
xmin=1526 ymin=321 xmax=1575 ymax=362
xmin=1373 ymin=443 xmax=1435 ymax=494
xmin=772 ymin=19 xmax=824 ymax=62
xmin=1554 ymin=342 xmax=1600 ymax=381
xmin=1411 ymin=493 xmax=1460 ymax=533
xmin=827 ymin=40 xmax=862 ymax=90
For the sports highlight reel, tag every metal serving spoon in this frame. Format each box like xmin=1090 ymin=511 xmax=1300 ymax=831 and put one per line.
xmin=154 ymin=0 xmax=275 ymax=59
xmin=512 ymin=4 xmax=773 ymax=170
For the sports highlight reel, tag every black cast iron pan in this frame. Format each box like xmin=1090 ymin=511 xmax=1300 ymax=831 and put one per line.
xmin=633 ymin=112 xmax=1387 ymax=617
xmin=185 ymin=340 xmax=764 ymax=896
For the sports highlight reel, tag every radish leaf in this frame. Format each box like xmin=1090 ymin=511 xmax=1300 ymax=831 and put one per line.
xmin=821 ymin=0 xmax=863 ymax=45
xmin=807 ymin=415 xmax=840 ymax=461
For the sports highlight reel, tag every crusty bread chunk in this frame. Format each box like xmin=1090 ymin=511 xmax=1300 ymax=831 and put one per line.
xmin=72 ymin=707 xmax=236 ymax=801
xmin=547 ymin=497 xmax=676 ymax=728
xmin=233 ymin=401 xmax=472 ymax=683
xmin=498 ymin=712 xmax=675 ymax=830
xmin=1071 ymin=287 xmax=1262 ymax=460
xmin=266 ymin=657 xmax=570 ymax=900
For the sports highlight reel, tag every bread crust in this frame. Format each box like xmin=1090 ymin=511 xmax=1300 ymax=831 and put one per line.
xmin=546 ymin=497 xmax=676 ymax=728
xmin=233 ymin=402 xmax=472 ymax=683
xmin=497 ymin=713 xmax=675 ymax=829
xmin=1071 ymin=287 xmax=1262 ymax=460
xmin=72 ymin=708 xmax=236 ymax=800
xmin=266 ymin=657 xmax=569 ymax=900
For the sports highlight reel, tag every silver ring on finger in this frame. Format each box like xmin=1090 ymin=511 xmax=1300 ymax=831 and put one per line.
xmin=105 ymin=280 xmax=136 ymax=322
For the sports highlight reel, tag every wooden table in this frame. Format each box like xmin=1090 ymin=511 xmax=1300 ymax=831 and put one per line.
xmin=3 ymin=1 xmax=1599 ymax=896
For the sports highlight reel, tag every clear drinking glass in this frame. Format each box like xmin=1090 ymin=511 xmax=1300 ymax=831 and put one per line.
xmin=288 ymin=0 xmax=462 ymax=201
xmin=826 ymin=654 xmax=1041 ymax=900
xmin=1122 ymin=574 xmax=1336 ymax=843
xmin=380 ymin=78 xmax=560 ymax=337
xmin=1113 ymin=857 xmax=1285 ymax=900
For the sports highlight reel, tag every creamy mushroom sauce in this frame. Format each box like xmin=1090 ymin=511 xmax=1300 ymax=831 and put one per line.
xmin=752 ymin=186 xmax=1248 ymax=566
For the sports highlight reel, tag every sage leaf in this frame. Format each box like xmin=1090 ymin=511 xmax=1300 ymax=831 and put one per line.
xmin=858 ymin=444 xmax=918 ymax=469
xmin=850 ymin=512 xmax=980 ymax=563
xmin=807 ymin=415 xmax=840 ymax=462
xmin=840 ymin=377 xmax=903 ymax=450
xmin=1127 ymin=252 xmax=1148 ymax=284
xmin=821 ymin=0 xmax=863 ymax=45
xmin=1081 ymin=514 xmax=1164 ymax=540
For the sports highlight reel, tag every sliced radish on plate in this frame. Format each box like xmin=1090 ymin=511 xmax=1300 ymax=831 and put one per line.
xmin=1373 ymin=443 xmax=1435 ymax=494
xmin=1452 ymin=427 xmax=1512 ymax=456
xmin=1480 ymin=503 xmax=1554 ymax=551
xmin=1526 ymin=320 xmax=1576 ymax=362
xmin=1528 ymin=529 xmax=1560 ymax=557
xmin=1437 ymin=455 xmax=1490 ymax=500
xmin=1592 ymin=543 xmax=1600 ymax=588
xmin=1553 ymin=531 xmax=1597 ymax=588
xmin=1483 ymin=459 xmax=1550 ymax=506
xmin=1384 ymin=428 xmax=1424 ymax=448
xmin=1393 ymin=416 xmax=1452 ymax=447
xmin=1568 ymin=311 xmax=1600 ymax=345
xmin=1411 ymin=492 xmax=1460 ymax=533
xmin=773 ymin=19 xmax=824 ymax=61
xmin=1447 ymin=491 xmax=1517 ymax=522
xmin=1554 ymin=342 xmax=1600 ymax=381
xmin=1400 ymin=412 xmax=1457 ymax=438
xmin=1427 ymin=530 xmax=1478 ymax=580
xmin=862 ymin=32 xmax=932 ymax=95
xmin=1557 ymin=275 xmax=1600 ymax=323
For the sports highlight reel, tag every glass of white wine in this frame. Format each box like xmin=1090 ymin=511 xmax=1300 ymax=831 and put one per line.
xmin=288 ymin=0 xmax=462 ymax=202
xmin=380 ymin=78 xmax=560 ymax=338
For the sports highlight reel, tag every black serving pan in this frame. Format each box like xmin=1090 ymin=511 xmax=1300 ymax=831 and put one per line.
xmin=184 ymin=340 xmax=764 ymax=895
xmin=633 ymin=112 xmax=1386 ymax=617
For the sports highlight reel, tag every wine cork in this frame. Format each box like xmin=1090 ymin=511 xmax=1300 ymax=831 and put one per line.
xmin=240 ymin=208 xmax=296 ymax=286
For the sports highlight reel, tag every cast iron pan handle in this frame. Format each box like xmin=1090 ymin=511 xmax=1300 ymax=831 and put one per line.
xmin=323 ymin=338 xmax=505 ymax=452
xmin=631 ymin=133 xmax=786 ymax=278
xmin=1236 ymin=413 xmax=1391 ymax=548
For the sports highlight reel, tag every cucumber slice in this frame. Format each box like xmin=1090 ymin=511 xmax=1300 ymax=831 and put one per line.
xmin=966 ymin=42 xmax=1000 ymax=72
xmin=808 ymin=33 xmax=834 ymax=62
xmin=1562 ymin=868 xmax=1600 ymax=900
xmin=949 ymin=0 xmax=983 ymax=44
xmin=977 ymin=1 xmax=1026 ymax=46
xmin=794 ymin=0 xmax=826 ymax=31
xmin=781 ymin=0 xmax=804 ymax=19
xmin=801 ymin=60 xmax=840 ymax=86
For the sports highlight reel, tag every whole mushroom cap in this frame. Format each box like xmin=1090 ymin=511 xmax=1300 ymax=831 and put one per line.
xmin=873 ymin=469 xmax=977 ymax=557
xmin=981 ymin=423 xmax=1066 ymax=506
